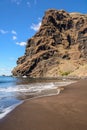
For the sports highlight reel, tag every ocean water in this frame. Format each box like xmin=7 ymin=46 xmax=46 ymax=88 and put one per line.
xmin=0 ymin=76 xmax=74 ymax=120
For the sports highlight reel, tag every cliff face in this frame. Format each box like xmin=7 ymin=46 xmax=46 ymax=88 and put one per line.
xmin=12 ymin=9 xmax=87 ymax=77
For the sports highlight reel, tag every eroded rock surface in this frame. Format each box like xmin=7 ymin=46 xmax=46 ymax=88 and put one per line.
xmin=12 ymin=9 xmax=87 ymax=77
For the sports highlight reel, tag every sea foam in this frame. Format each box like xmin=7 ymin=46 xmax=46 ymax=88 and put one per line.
xmin=0 ymin=81 xmax=74 ymax=120
xmin=0 ymin=101 xmax=23 ymax=119
xmin=0 ymin=82 xmax=72 ymax=93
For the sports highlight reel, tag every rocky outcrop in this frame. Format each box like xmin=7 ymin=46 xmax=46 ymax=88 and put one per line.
xmin=12 ymin=9 xmax=87 ymax=77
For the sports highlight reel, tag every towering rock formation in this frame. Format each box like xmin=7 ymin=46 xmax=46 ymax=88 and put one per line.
xmin=12 ymin=9 xmax=87 ymax=77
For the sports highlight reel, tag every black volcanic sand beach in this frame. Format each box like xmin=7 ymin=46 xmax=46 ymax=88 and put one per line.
xmin=0 ymin=79 xmax=87 ymax=130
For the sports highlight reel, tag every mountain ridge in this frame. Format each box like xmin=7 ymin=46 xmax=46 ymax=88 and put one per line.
xmin=12 ymin=9 xmax=87 ymax=77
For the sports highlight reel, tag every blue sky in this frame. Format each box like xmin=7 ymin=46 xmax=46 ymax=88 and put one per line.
xmin=0 ymin=0 xmax=87 ymax=75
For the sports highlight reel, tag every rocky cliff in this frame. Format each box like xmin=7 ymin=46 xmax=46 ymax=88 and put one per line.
xmin=12 ymin=9 xmax=87 ymax=77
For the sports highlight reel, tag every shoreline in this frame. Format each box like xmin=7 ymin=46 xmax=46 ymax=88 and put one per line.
xmin=0 ymin=80 xmax=75 ymax=120
xmin=0 ymin=85 xmax=62 ymax=120
xmin=0 ymin=101 xmax=24 ymax=120
xmin=0 ymin=79 xmax=87 ymax=130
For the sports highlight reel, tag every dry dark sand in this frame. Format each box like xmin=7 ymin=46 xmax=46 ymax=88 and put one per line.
xmin=0 ymin=79 xmax=87 ymax=130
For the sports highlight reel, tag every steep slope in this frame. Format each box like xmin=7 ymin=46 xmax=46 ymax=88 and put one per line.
xmin=12 ymin=9 xmax=87 ymax=77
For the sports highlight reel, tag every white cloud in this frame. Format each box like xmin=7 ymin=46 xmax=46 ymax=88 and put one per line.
xmin=11 ymin=30 xmax=17 ymax=35
xmin=34 ymin=0 xmax=37 ymax=5
xmin=12 ymin=36 xmax=17 ymax=40
xmin=11 ymin=0 xmax=22 ymax=5
xmin=38 ymin=17 xmax=42 ymax=21
xmin=0 ymin=67 xmax=12 ymax=76
xmin=16 ymin=42 xmax=27 ymax=46
xmin=0 ymin=29 xmax=8 ymax=34
xmin=31 ymin=22 xmax=41 ymax=31
xmin=9 ymin=57 xmax=16 ymax=61
xmin=26 ymin=1 xmax=31 ymax=7
xmin=0 ymin=68 xmax=6 ymax=71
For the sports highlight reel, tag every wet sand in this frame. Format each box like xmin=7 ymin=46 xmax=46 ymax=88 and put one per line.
xmin=0 ymin=79 xmax=87 ymax=130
